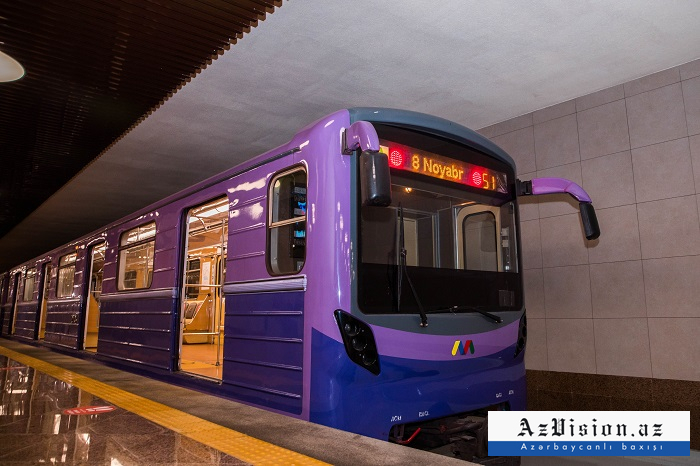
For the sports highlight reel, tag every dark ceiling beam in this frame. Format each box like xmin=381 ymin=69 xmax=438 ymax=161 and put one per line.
xmin=0 ymin=0 xmax=281 ymax=241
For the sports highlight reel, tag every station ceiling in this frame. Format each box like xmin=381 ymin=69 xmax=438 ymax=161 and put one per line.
xmin=1 ymin=0 xmax=700 ymax=271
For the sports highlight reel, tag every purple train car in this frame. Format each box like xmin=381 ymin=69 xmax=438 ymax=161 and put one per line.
xmin=0 ymin=108 xmax=599 ymax=458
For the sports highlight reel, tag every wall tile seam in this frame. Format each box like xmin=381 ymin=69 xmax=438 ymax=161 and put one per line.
xmin=490 ymin=125 xmax=535 ymax=143
xmin=680 ymin=80 xmax=696 ymax=143
xmin=579 ymin=147 xmax=633 ymax=164
xmin=635 ymin=192 xmax=698 ymax=207
xmin=575 ymin=96 xmax=626 ymax=114
xmin=532 ymin=101 xmax=577 ymax=126
xmin=680 ymin=60 xmax=700 ymax=81
xmin=536 ymin=209 xmax=589 ymax=221
xmin=588 ymin=202 xmax=639 ymax=213
xmin=646 ymin=316 xmax=700 ymax=320
xmin=641 ymin=252 xmax=700 ymax=261
xmin=539 ymin=264 xmax=590 ymax=272
xmin=629 ymin=134 xmax=691 ymax=152
xmin=543 ymin=308 xmax=550 ymax=371
xmin=535 ymin=159 xmax=584 ymax=174
xmin=623 ymin=69 xmax=681 ymax=98
xmin=478 ymin=114 xmax=534 ymax=139
xmin=682 ymin=72 xmax=700 ymax=83
xmin=534 ymin=210 xmax=546 ymax=319
xmin=641 ymin=254 xmax=700 ymax=265
xmin=588 ymin=258 xmax=642 ymax=266
xmin=589 ymin=316 xmax=650 ymax=320
xmin=685 ymin=137 xmax=700 ymax=195
xmin=535 ymin=254 xmax=685 ymax=268
xmin=628 ymin=134 xmax=691 ymax=153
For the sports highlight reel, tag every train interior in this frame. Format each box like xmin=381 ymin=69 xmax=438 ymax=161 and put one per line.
xmin=362 ymin=180 xmax=515 ymax=273
xmin=179 ymin=197 xmax=228 ymax=380
xmin=83 ymin=242 xmax=105 ymax=351
xmin=10 ymin=273 xmax=19 ymax=335
xmin=37 ymin=263 xmax=51 ymax=339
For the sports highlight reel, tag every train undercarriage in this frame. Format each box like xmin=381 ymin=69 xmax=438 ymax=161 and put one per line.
xmin=390 ymin=409 xmax=520 ymax=465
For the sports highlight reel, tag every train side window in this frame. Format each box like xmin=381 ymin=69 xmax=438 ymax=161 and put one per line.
xmin=118 ymin=222 xmax=156 ymax=290
xmin=268 ymin=167 xmax=307 ymax=275
xmin=22 ymin=267 xmax=37 ymax=301
xmin=57 ymin=253 xmax=77 ymax=298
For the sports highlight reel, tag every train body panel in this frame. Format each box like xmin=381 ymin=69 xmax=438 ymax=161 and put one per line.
xmin=310 ymin=328 xmax=525 ymax=439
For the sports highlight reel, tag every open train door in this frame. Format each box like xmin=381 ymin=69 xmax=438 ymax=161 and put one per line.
xmin=37 ymin=262 xmax=52 ymax=340
xmin=178 ymin=197 xmax=228 ymax=380
xmin=82 ymin=242 xmax=105 ymax=352
xmin=8 ymin=272 xmax=20 ymax=335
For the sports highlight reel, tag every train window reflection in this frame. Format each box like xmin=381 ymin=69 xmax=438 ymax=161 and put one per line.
xmin=268 ymin=167 xmax=307 ymax=275
xmin=22 ymin=267 xmax=36 ymax=301
xmin=57 ymin=253 xmax=77 ymax=298
xmin=117 ymin=222 xmax=155 ymax=290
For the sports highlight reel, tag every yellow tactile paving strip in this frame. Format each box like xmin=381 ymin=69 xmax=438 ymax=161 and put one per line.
xmin=0 ymin=344 xmax=328 ymax=466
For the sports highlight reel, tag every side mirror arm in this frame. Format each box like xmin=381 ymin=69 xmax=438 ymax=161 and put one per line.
xmin=343 ymin=121 xmax=392 ymax=207
xmin=342 ymin=121 xmax=380 ymax=154
xmin=517 ymin=178 xmax=600 ymax=240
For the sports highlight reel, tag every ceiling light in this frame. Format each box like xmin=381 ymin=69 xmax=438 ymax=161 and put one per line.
xmin=0 ymin=50 xmax=25 ymax=82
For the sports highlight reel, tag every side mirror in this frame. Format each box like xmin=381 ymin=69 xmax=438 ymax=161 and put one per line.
xmin=360 ymin=151 xmax=392 ymax=207
xmin=579 ymin=202 xmax=600 ymax=240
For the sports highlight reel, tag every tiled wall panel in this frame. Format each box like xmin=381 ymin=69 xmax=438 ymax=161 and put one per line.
xmin=479 ymin=57 xmax=700 ymax=383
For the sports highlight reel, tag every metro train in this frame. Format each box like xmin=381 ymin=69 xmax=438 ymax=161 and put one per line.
xmin=0 ymin=108 xmax=599 ymax=460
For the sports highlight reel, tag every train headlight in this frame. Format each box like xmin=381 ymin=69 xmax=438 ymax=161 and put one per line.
xmin=344 ymin=322 xmax=360 ymax=337
xmin=334 ymin=310 xmax=381 ymax=375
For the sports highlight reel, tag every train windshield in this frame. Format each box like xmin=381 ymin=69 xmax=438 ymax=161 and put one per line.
xmin=357 ymin=125 xmax=522 ymax=315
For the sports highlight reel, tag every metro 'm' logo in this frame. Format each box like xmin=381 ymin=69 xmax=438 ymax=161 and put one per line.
xmin=452 ymin=340 xmax=475 ymax=356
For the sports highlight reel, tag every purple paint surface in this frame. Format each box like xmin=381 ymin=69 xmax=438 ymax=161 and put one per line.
xmin=531 ymin=177 xmax=592 ymax=202
xmin=370 ymin=319 xmax=520 ymax=361
xmin=343 ymin=120 xmax=380 ymax=154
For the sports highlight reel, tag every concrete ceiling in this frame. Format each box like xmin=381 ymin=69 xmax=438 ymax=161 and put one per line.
xmin=2 ymin=0 xmax=700 ymax=271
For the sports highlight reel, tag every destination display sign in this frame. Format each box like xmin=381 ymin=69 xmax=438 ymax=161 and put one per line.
xmin=379 ymin=140 xmax=508 ymax=194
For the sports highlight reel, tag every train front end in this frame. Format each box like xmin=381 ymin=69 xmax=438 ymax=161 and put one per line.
xmin=310 ymin=108 xmax=527 ymax=456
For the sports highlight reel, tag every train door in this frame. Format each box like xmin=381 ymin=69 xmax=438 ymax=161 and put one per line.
xmin=456 ymin=206 xmax=501 ymax=271
xmin=178 ymin=197 xmax=228 ymax=380
xmin=456 ymin=204 xmax=517 ymax=274
xmin=400 ymin=211 xmax=437 ymax=267
xmin=7 ymin=273 xmax=19 ymax=334
xmin=37 ymin=262 xmax=52 ymax=340
xmin=0 ymin=274 xmax=6 ymax=335
xmin=83 ymin=242 xmax=105 ymax=351
xmin=10 ymin=268 xmax=28 ymax=335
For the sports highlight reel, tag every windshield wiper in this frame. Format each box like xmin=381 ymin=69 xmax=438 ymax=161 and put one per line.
xmin=428 ymin=305 xmax=503 ymax=324
xmin=397 ymin=204 xmax=428 ymax=328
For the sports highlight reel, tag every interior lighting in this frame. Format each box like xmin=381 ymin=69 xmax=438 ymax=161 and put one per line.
xmin=0 ymin=50 xmax=25 ymax=82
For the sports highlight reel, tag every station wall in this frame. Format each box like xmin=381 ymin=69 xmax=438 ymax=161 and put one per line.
xmin=479 ymin=58 xmax=700 ymax=447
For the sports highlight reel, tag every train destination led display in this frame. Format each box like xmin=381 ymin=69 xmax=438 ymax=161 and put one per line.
xmin=379 ymin=140 xmax=508 ymax=193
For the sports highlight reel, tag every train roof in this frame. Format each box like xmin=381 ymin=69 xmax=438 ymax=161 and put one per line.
xmin=349 ymin=107 xmax=515 ymax=169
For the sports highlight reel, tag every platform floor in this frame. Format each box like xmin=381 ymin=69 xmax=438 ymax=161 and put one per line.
xmin=0 ymin=339 xmax=467 ymax=465
xmin=1 ymin=338 xmax=698 ymax=465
